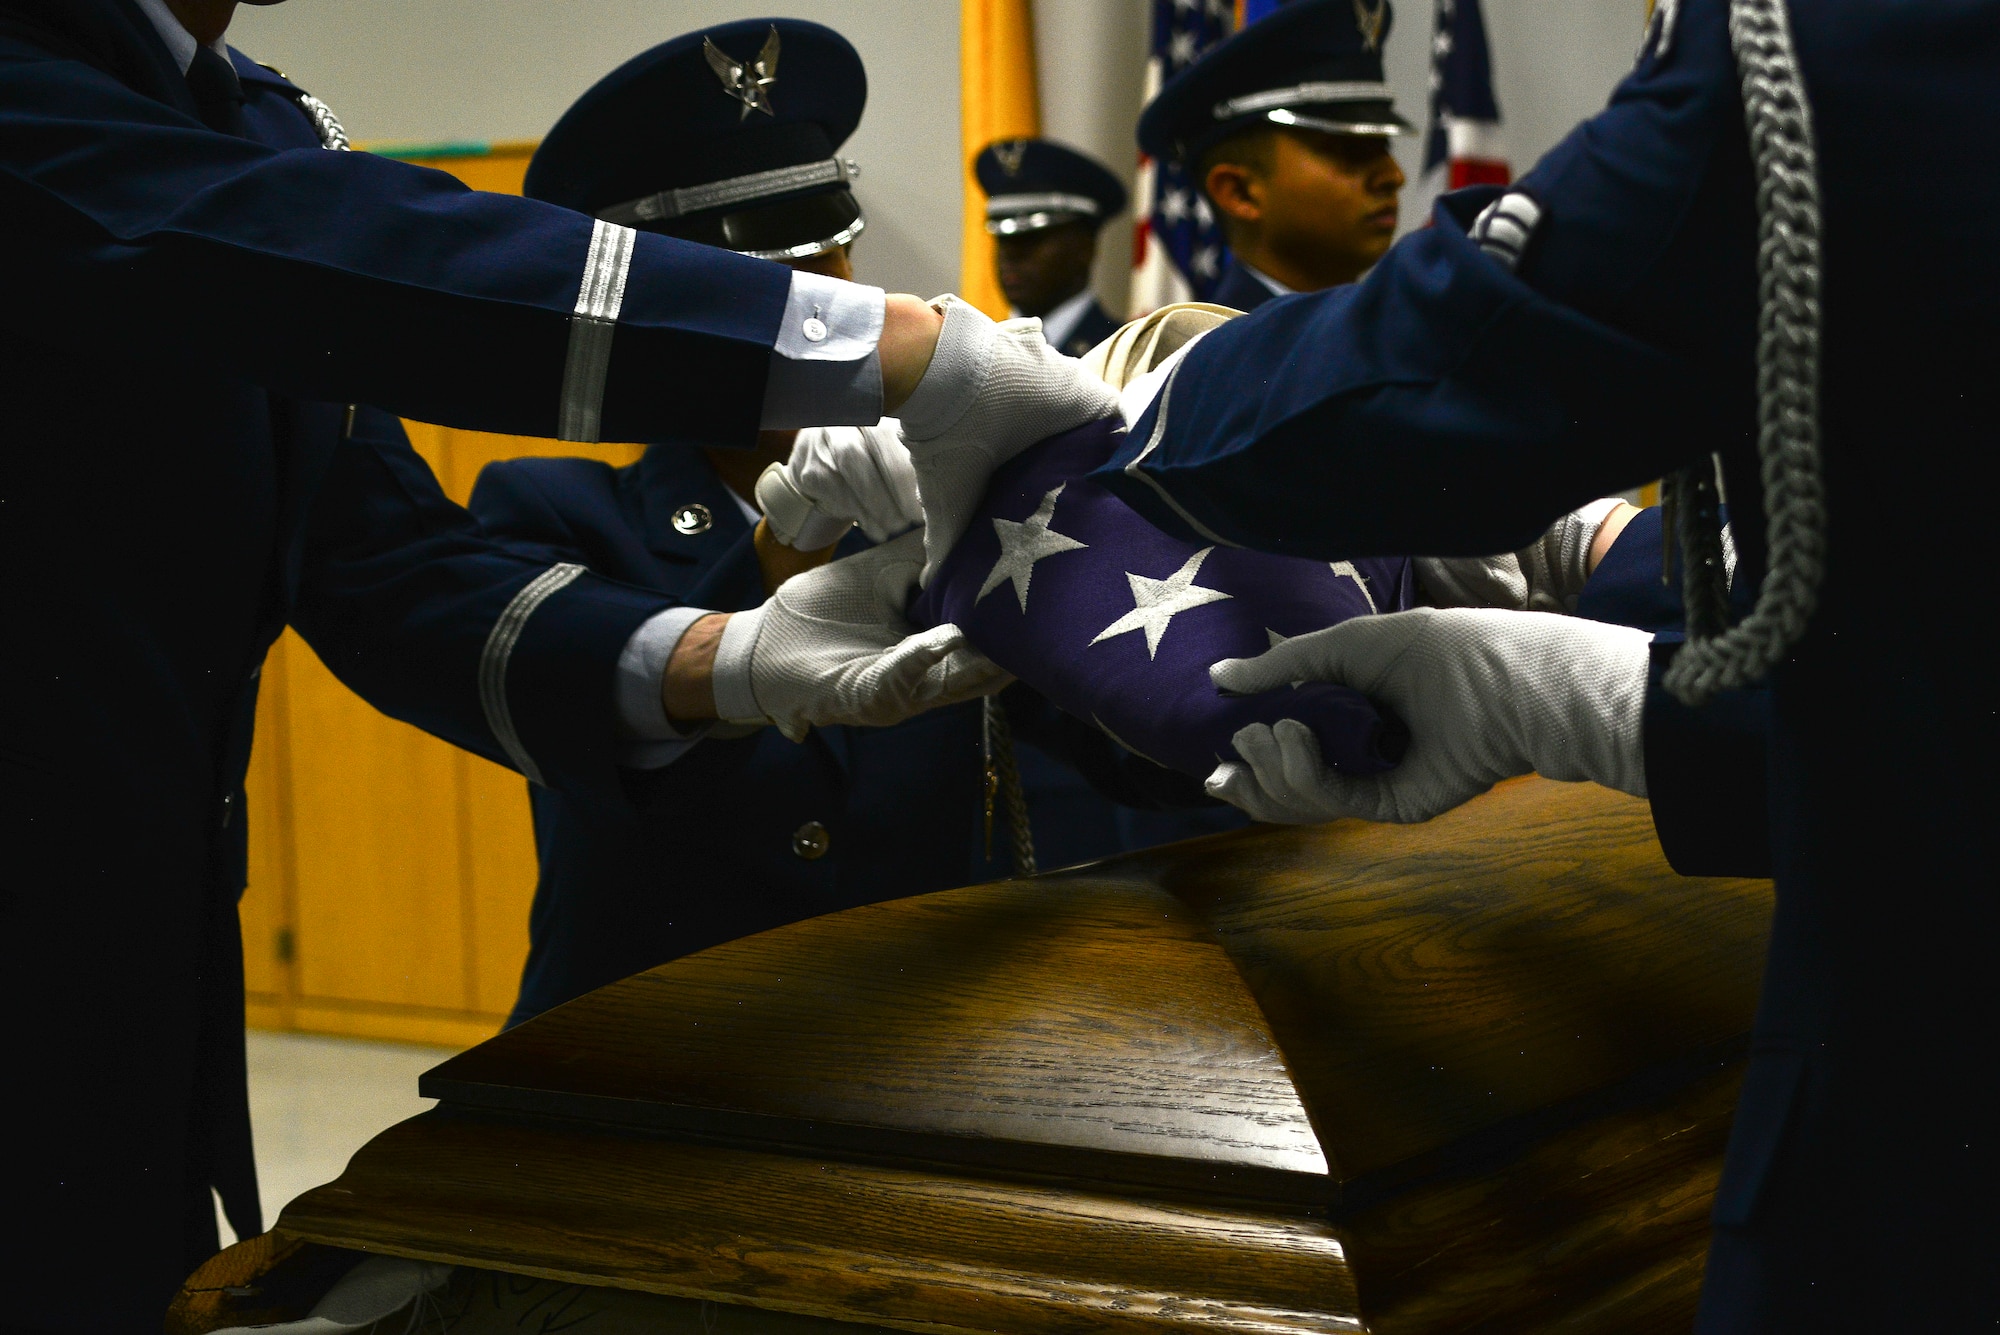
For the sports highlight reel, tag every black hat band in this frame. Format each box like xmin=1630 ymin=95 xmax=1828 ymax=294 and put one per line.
xmin=599 ymin=156 xmax=860 ymax=227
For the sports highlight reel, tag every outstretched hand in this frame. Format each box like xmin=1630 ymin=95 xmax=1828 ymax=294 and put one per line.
xmin=895 ymin=296 xmax=1121 ymax=586
xmin=710 ymin=531 xmax=1011 ymax=741
xmin=1204 ymin=607 xmax=1653 ymax=824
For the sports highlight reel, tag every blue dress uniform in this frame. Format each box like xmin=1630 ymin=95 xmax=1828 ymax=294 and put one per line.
xmin=1101 ymin=0 xmax=1996 ymax=1325
xmin=0 ymin=3 xmax=830 ymax=1330
xmin=975 ymin=138 xmax=1126 ymax=357
xmin=491 ymin=22 xmax=1217 ymax=1024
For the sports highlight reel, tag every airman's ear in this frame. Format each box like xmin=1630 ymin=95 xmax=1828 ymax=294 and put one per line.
xmin=1203 ymin=160 xmax=1264 ymax=225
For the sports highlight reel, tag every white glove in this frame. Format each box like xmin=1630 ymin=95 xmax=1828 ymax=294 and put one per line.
xmin=1415 ymin=498 xmax=1625 ymax=614
xmin=754 ymin=421 xmax=921 ymax=550
xmin=709 ymin=531 xmax=1010 ymax=741
xmin=1204 ymin=607 xmax=1652 ymax=825
xmin=897 ymin=295 xmax=1120 ymax=584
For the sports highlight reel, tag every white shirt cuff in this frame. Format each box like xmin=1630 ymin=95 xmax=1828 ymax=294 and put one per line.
xmin=760 ymin=270 xmax=887 ymax=429
xmin=615 ymin=605 xmax=716 ymax=770
xmin=710 ymin=604 xmax=767 ymax=724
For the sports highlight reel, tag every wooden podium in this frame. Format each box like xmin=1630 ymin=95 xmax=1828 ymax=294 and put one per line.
xmin=174 ymin=778 xmax=1770 ymax=1335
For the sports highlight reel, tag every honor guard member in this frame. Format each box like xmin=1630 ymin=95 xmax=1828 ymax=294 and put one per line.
xmin=1062 ymin=0 xmax=1996 ymax=1324
xmin=0 ymin=1 xmax=1073 ymax=1328
xmin=477 ymin=20 xmax=1211 ymax=1026
xmin=977 ymin=137 xmax=1128 ymax=356
xmin=1138 ymin=0 xmax=1411 ymax=311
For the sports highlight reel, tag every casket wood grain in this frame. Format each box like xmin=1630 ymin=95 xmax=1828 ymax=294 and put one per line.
xmin=191 ymin=778 xmax=1772 ymax=1334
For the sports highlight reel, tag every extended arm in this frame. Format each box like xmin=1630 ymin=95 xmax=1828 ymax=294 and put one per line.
xmin=1092 ymin=0 xmax=1756 ymax=560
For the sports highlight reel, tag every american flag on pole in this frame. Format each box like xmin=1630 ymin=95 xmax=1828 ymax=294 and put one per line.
xmin=1129 ymin=0 xmax=1235 ymax=313
xmin=1422 ymin=0 xmax=1509 ymax=189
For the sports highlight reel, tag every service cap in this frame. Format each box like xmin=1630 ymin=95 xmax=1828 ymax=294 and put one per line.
xmin=527 ymin=18 xmax=866 ymax=260
xmin=1137 ymin=0 xmax=1411 ymax=169
xmin=975 ymin=137 xmax=1128 ymax=237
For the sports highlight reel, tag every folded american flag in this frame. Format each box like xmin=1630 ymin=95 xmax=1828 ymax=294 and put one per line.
xmin=910 ymin=418 xmax=1415 ymax=781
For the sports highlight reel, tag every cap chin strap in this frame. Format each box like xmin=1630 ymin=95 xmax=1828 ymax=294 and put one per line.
xmin=598 ymin=157 xmax=859 ymax=227
xmin=1261 ymin=107 xmax=1410 ymax=137
xmin=732 ymin=215 xmax=865 ymax=262
xmin=1211 ymin=80 xmax=1393 ymax=119
xmin=1662 ymin=0 xmax=1827 ymax=706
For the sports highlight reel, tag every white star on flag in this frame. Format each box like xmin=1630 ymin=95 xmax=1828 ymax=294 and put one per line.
xmin=976 ymin=485 xmax=1088 ymax=612
xmin=1159 ymin=188 xmax=1189 ymax=224
xmin=1090 ymin=547 xmax=1232 ymax=659
xmin=1330 ymin=560 xmax=1379 ymax=612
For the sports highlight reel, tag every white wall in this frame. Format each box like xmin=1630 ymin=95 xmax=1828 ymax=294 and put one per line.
xmin=228 ymin=0 xmax=1647 ymax=295
xmin=1384 ymin=0 xmax=1651 ymax=230
xmin=228 ymin=1 xmax=963 ymax=299
xmin=1032 ymin=0 xmax=1150 ymax=316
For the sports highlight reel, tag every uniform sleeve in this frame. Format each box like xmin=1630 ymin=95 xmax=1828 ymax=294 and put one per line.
xmin=465 ymin=459 xmax=719 ymax=768
xmin=290 ymin=408 xmax=678 ymax=807
xmin=1643 ymin=637 xmax=1772 ymax=877
xmin=1094 ymin=0 xmax=1756 ymax=561
xmin=0 ymin=44 xmax=791 ymax=448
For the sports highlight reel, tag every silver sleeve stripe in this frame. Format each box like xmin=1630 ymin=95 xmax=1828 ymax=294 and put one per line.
xmin=557 ymin=219 xmax=636 ymax=443
xmin=1121 ymin=364 xmax=1238 ymax=549
xmin=1214 ymin=81 xmax=1393 ymax=119
xmin=478 ymin=562 xmax=587 ymax=786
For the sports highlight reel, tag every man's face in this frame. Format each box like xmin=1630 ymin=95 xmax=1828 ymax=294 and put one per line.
xmin=1211 ymin=129 xmax=1405 ymax=288
xmin=994 ymin=221 xmax=1099 ymax=317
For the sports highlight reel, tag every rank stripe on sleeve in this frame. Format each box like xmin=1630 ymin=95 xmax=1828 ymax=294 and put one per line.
xmin=479 ymin=562 xmax=587 ymax=785
xmin=558 ymin=219 xmax=637 ymax=442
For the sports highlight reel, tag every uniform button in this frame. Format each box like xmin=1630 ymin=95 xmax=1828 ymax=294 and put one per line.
xmin=671 ymin=502 xmax=713 ymax=536
xmin=791 ymin=820 xmax=831 ymax=860
xmin=801 ymin=315 xmax=828 ymax=343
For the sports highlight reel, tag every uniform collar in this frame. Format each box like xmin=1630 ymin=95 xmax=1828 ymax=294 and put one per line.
xmin=127 ymin=0 xmax=226 ymax=73
xmin=1236 ymin=259 xmax=1297 ymax=298
xmin=1021 ymin=288 xmax=1098 ymax=351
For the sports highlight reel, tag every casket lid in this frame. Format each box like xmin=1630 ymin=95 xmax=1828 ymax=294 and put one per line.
xmin=422 ymin=779 xmax=1767 ymax=1208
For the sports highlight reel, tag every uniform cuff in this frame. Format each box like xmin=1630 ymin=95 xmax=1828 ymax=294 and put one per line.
xmin=710 ymin=603 xmax=768 ymax=723
xmin=759 ymin=271 xmax=886 ymax=428
xmin=615 ymin=605 xmax=716 ymax=740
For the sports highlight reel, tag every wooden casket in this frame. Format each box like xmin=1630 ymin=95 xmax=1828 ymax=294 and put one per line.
xmin=172 ymin=777 xmax=1770 ymax=1335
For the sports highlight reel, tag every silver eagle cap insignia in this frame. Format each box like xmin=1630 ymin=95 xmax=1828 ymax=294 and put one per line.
xmin=1352 ymin=0 xmax=1387 ymax=51
xmin=704 ymin=26 xmax=780 ymax=120
xmin=993 ymin=139 xmax=1030 ymax=176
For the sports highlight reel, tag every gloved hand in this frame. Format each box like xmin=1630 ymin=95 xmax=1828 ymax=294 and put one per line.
xmin=897 ymin=295 xmax=1120 ymax=584
xmin=754 ymin=421 xmax=921 ymax=550
xmin=1415 ymin=498 xmax=1626 ymax=613
xmin=710 ymin=531 xmax=1010 ymax=741
xmin=1204 ymin=607 xmax=1652 ymax=824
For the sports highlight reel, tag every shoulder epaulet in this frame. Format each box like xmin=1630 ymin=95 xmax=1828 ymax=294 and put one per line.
xmin=249 ymin=58 xmax=350 ymax=150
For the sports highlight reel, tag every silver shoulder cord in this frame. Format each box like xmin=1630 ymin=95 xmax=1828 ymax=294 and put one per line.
xmin=1661 ymin=0 xmax=1828 ymax=707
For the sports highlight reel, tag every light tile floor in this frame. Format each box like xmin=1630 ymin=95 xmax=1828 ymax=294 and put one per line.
xmin=217 ymin=1029 xmax=461 ymax=1244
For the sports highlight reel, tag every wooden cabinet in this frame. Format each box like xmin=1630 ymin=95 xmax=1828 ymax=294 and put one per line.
xmin=240 ymin=143 xmax=642 ymax=1046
